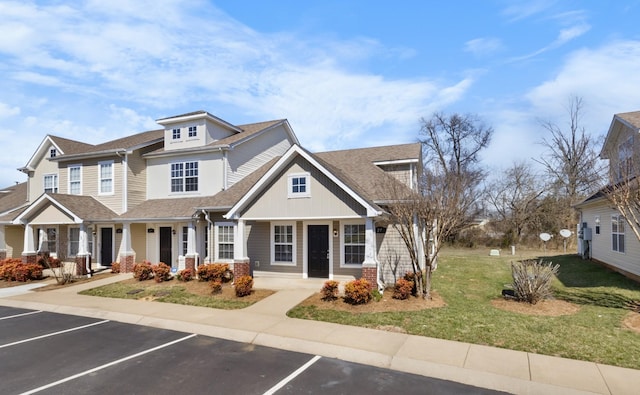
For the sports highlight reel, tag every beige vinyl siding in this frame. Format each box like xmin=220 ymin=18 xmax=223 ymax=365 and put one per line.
xmin=378 ymin=164 xmax=413 ymax=188
xmin=227 ymin=125 xmax=293 ymax=187
xmin=241 ymin=157 xmax=366 ymax=219
xmin=377 ymin=225 xmax=412 ymax=285
xmin=6 ymin=225 xmax=23 ymax=258
xmin=245 ymin=220 xmax=303 ymax=274
xmin=131 ymin=223 xmax=146 ymax=262
xmin=29 ymin=205 xmax=75 ymax=224
xmin=30 ymin=152 xmax=59 ymax=201
xmin=127 ymin=143 xmax=161 ymax=210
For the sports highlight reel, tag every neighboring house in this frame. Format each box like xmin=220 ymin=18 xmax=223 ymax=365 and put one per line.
xmin=575 ymin=111 xmax=640 ymax=281
xmin=0 ymin=110 xmax=420 ymax=286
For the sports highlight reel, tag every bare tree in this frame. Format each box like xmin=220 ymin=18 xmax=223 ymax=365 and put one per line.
xmin=601 ymin=165 xmax=640 ymax=244
xmin=384 ymin=112 xmax=493 ymax=299
xmin=486 ymin=162 xmax=545 ymax=245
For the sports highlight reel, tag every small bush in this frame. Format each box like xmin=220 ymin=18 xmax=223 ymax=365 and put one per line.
xmin=111 ymin=262 xmax=121 ymax=273
xmin=210 ymin=280 xmax=223 ymax=294
xmin=511 ymin=259 xmax=559 ymax=304
xmin=133 ymin=261 xmax=154 ymax=281
xmin=344 ymin=278 xmax=372 ymax=305
xmin=403 ymin=271 xmax=419 ymax=296
xmin=177 ymin=268 xmax=194 ymax=282
xmin=197 ymin=263 xmax=232 ymax=282
xmin=371 ymin=288 xmax=383 ymax=302
xmin=393 ymin=278 xmax=413 ymax=300
xmin=152 ymin=263 xmax=172 ymax=283
xmin=235 ymin=275 xmax=253 ymax=297
xmin=0 ymin=260 xmax=43 ymax=282
xmin=321 ymin=280 xmax=340 ymax=301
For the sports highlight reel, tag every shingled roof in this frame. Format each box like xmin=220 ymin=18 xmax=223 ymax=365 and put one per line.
xmin=50 ymin=130 xmax=164 ymax=160
xmin=616 ymin=111 xmax=640 ymax=129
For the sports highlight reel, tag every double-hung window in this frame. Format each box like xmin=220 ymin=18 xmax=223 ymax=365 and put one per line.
xmin=99 ymin=161 xmax=114 ymax=194
xmin=171 ymin=161 xmax=198 ymax=192
xmin=69 ymin=165 xmax=81 ymax=195
xmin=288 ymin=173 xmax=310 ymax=198
xmin=69 ymin=227 xmax=80 ymax=256
xmin=216 ymin=223 xmax=234 ymax=260
xmin=343 ymin=224 xmax=365 ymax=265
xmin=612 ymin=215 xmax=625 ymax=253
xmin=273 ymin=224 xmax=294 ymax=263
xmin=43 ymin=174 xmax=58 ymax=193
xmin=181 ymin=226 xmax=189 ymax=255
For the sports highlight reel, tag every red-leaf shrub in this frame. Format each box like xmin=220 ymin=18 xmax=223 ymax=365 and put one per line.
xmin=321 ymin=280 xmax=340 ymax=301
xmin=0 ymin=260 xmax=43 ymax=282
xmin=210 ymin=280 xmax=223 ymax=294
xmin=403 ymin=271 xmax=419 ymax=296
xmin=344 ymin=278 xmax=372 ymax=305
xmin=393 ymin=278 xmax=413 ymax=300
xmin=111 ymin=262 xmax=121 ymax=273
xmin=197 ymin=263 xmax=232 ymax=282
xmin=234 ymin=275 xmax=253 ymax=297
xmin=152 ymin=263 xmax=172 ymax=283
xmin=177 ymin=268 xmax=194 ymax=282
xmin=133 ymin=261 xmax=153 ymax=281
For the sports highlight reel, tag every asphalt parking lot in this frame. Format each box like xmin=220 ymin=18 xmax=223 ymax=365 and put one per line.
xmin=0 ymin=306 xmax=507 ymax=394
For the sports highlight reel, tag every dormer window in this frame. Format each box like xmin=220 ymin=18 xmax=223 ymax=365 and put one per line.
xmin=50 ymin=148 xmax=57 ymax=158
xmin=288 ymin=173 xmax=310 ymax=198
xmin=172 ymin=128 xmax=181 ymax=140
xmin=188 ymin=126 xmax=197 ymax=137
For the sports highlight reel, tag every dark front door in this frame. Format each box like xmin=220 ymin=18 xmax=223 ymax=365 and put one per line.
xmin=100 ymin=228 xmax=113 ymax=266
xmin=159 ymin=227 xmax=173 ymax=266
xmin=308 ymin=225 xmax=329 ymax=278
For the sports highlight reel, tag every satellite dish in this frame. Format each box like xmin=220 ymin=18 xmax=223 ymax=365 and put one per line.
xmin=539 ymin=233 xmax=552 ymax=242
xmin=559 ymin=229 xmax=572 ymax=238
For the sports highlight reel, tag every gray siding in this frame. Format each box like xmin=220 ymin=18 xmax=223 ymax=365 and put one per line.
xmin=377 ymin=224 xmax=413 ymax=286
xmin=246 ymin=220 xmax=303 ymax=274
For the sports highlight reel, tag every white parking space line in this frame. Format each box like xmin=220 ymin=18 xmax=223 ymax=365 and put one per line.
xmin=0 ymin=320 xmax=109 ymax=349
xmin=263 ymin=355 xmax=322 ymax=395
xmin=19 ymin=333 xmax=197 ymax=395
xmin=0 ymin=310 xmax=42 ymax=320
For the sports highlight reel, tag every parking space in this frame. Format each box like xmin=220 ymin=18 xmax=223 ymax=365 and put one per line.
xmin=0 ymin=307 xmax=506 ymax=394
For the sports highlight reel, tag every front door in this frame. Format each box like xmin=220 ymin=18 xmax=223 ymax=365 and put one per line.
xmin=100 ymin=228 xmax=113 ymax=266
xmin=159 ymin=227 xmax=173 ymax=266
xmin=308 ymin=225 xmax=329 ymax=278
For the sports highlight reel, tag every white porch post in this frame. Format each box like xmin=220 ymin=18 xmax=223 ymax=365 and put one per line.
xmin=363 ymin=217 xmax=377 ymax=264
xmin=38 ymin=227 xmax=47 ymax=252
xmin=0 ymin=225 xmax=6 ymax=260
xmin=184 ymin=221 xmax=198 ymax=271
xmin=119 ymin=222 xmax=136 ymax=272
xmin=23 ymin=224 xmax=37 ymax=255
xmin=234 ymin=219 xmax=248 ymax=260
xmin=78 ymin=224 xmax=88 ymax=256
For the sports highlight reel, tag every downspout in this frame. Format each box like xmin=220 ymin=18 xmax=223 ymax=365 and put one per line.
xmin=201 ymin=209 xmax=213 ymax=263
xmin=222 ymin=149 xmax=228 ymax=190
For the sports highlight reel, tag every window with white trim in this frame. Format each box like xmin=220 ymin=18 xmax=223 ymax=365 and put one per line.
xmin=38 ymin=227 xmax=57 ymax=254
xmin=172 ymin=128 xmax=181 ymax=140
xmin=182 ymin=226 xmax=188 ymax=255
xmin=69 ymin=227 xmax=80 ymax=256
xmin=272 ymin=224 xmax=294 ymax=263
xmin=288 ymin=173 xmax=310 ymax=198
xmin=171 ymin=161 xmax=199 ymax=192
xmin=188 ymin=125 xmax=197 ymax=137
xmin=68 ymin=165 xmax=82 ymax=195
xmin=99 ymin=161 xmax=114 ymax=194
xmin=612 ymin=215 xmax=625 ymax=253
xmin=50 ymin=148 xmax=57 ymax=158
xmin=43 ymin=174 xmax=58 ymax=193
xmin=343 ymin=224 xmax=365 ymax=265
xmin=216 ymin=223 xmax=234 ymax=260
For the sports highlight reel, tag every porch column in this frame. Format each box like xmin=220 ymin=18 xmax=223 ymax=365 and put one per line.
xmin=22 ymin=224 xmax=37 ymax=264
xmin=0 ymin=225 xmax=6 ymax=260
xmin=185 ymin=221 xmax=198 ymax=272
xmin=362 ymin=218 xmax=379 ymax=287
xmin=75 ymin=223 xmax=92 ymax=277
xmin=233 ymin=219 xmax=250 ymax=279
xmin=119 ymin=222 xmax=136 ymax=273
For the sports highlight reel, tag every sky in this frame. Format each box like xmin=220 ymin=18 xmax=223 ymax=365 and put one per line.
xmin=1 ymin=0 xmax=640 ymax=187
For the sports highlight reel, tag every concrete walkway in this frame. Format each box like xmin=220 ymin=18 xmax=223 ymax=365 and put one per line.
xmin=1 ymin=273 xmax=638 ymax=395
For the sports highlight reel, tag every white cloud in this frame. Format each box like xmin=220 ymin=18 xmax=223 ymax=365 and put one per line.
xmin=0 ymin=102 xmax=20 ymax=118
xmin=464 ymin=38 xmax=504 ymax=56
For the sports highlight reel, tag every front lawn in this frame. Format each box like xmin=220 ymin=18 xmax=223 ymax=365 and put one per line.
xmin=288 ymin=249 xmax=640 ymax=369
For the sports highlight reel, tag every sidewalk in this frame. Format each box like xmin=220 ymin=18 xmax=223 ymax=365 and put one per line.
xmin=1 ymin=274 xmax=638 ymax=395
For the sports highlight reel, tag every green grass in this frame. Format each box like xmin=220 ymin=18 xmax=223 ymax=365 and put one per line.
xmin=288 ymin=249 xmax=640 ymax=369
xmin=79 ymin=282 xmax=255 ymax=310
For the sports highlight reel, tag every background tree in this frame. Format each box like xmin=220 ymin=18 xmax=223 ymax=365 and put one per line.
xmin=536 ymin=96 xmax=605 ymax=234
xmin=385 ymin=112 xmax=493 ymax=299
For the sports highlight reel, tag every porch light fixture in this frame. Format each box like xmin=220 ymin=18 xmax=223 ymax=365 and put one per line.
xmin=333 ymin=229 xmax=338 ymax=237
xmin=172 ymin=229 xmax=176 ymax=235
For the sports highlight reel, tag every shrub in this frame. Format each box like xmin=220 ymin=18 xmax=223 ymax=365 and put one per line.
xmin=321 ymin=280 xmax=340 ymax=301
xmin=511 ymin=259 xmax=559 ymax=304
xmin=177 ymin=268 xmax=194 ymax=282
xmin=371 ymin=288 xmax=383 ymax=302
xmin=393 ymin=278 xmax=413 ymax=300
xmin=403 ymin=271 xmax=419 ymax=296
xmin=152 ymin=263 xmax=172 ymax=283
xmin=133 ymin=261 xmax=154 ymax=281
xmin=234 ymin=275 xmax=253 ymax=297
xmin=344 ymin=278 xmax=372 ymax=305
xmin=111 ymin=262 xmax=121 ymax=273
xmin=0 ymin=261 xmax=42 ymax=282
xmin=210 ymin=280 xmax=223 ymax=294
xmin=197 ymin=263 xmax=232 ymax=282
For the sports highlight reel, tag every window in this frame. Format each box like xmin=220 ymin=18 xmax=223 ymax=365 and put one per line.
xmin=288 ymin=173 xmax=310 ymax=198
xmin=172 ymin=128 xmax=181 ymax=140
xmin=69 ymin=227 xmax=80 ymax=256
xmin=188 ymin=126 xmax=197 ymax=137
xmin=216 ymin=223 xmax=234 ymax=260
xmin=50 ymin=148 xmax=57 ymax=158
xmin=171 ymin=161 xmax=198 ymax=192
xmin=38 ymin=227 xmax=57 ymax=253
xmin=343 ymin=224 xmax=365 ymax=265
xmin=617 ymin=136 xmax=634 ymax=180
xmin=273 ymin=224 xmax=294 ymax=263
xmin=69 ymin=165 xmax=81 ymax=195
xmin=99 ymin=161 xmax=114 ymax=194
xmin=43 ymin=174 xmax=58 ymax=193
xmin=182 ymin=226 xmax=188 ymax=255
xmin=595 ymin=215 xmax=600 ymax=235
xmin=612 ymin=215 xmax=625 ymax=253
